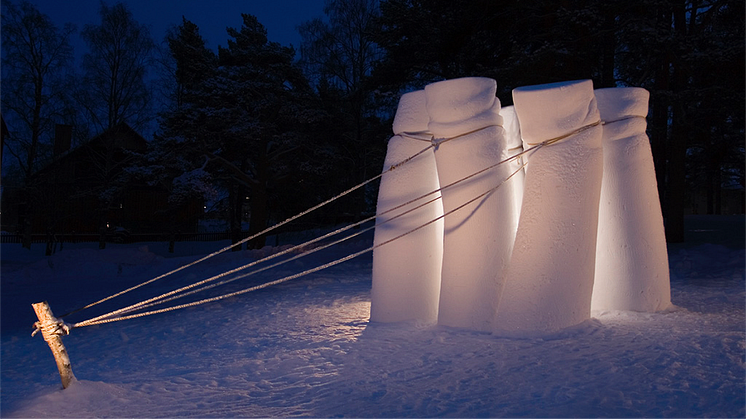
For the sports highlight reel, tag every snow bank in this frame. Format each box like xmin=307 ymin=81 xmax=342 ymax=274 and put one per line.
xmin=592 ymin=87 xmax=672 ymax=312
xmin=1 ymin=215 xmax=743 ymax=418
xmin=371 ymin=90 xmax=444 ymax=323
xmin=495 ymin=79 xmax=604 ymax=336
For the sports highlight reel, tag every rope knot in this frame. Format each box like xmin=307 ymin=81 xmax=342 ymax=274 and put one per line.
xmin=32 ymin=318 xmax=71 ymax=337
xmin=431 ymin=137 xmax=448 ymax=151
xmin=528 ymin=119 xmax=603 ymax=147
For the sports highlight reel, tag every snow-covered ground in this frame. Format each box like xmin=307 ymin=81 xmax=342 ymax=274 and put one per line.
xmin=1 ymin=215 xmax=743 ymax=417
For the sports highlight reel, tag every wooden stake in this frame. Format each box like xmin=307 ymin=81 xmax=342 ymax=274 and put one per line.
xmin=32 ymin=302 xmax=77 ymax=389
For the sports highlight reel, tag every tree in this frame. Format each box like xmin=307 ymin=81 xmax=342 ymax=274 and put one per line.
xmin=215 ymin=14 xmax=316 ymax=248
xmin=1 ymin=0 xmax=75 ymax=248
xmin=75 ymin=2 xmax=156 ymax=248
xmin=1 ymin=0 xmax=75 ymax=183
xmin=79 ymin=2 xmax=155 ymax=132
xmin=615 ymin=0 xmax=744 ymax=240
xmin=134 ymin=18 xmax=220 ymax=240
xmin=375 ymin=0 xmax=744 ymax=241
xmin=159 ymin=14 xmax=315 ymax=249
xmin=375 ymin=0 xmax=624 ymax=101
xmin=159 ymin=17 xmax=218 ymax=111
xmin=299 ymin=0 xmax=389 ymax=219
xmin=374 ymin=0 xmax=513 ymax=94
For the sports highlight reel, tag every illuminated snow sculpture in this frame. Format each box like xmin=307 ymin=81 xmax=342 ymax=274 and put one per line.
xmin=494 ymin=79 xmax=604 ymax=336
xmin=499 ymin=105 xmax=525 ymax=227
xmin=591 ymin=87 xmax=672 ymax=312
xmin=370 ymin=90 xmax=444 ymax=323
xmin=426 ymin=77 xmax=519 ymax=332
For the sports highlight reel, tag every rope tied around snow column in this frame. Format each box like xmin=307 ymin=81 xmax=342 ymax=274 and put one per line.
xmin=398 ymin=130 xmax=433 ymax=142
xmin=71 ymin=156 xmax=530 ymax=329
xmin=63 ymin=122 xmax=526 ymax=331
xmin=431 ymin=124 xmax=503 ymax=151
xmin=57 ymin=139 xmax=436 ymax=320
xmin=62 ymin=123 xmax=508 ymax=324
xmin=524 ymin=116 xmax=646 ymax=148
xmin=525 ymin=120 xmax=603 ymax=147
xmin=65 ymin=121 xmax=574 ymax=332
xmin=400 ymin=124 xmax=503 ymax=145
xmin=70 ymin=138 xmax=535 ymax=330
xmin=602 ymin=115 xmax=647 ymax=126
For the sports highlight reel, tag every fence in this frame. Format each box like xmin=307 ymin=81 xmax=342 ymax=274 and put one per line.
xmin=0 ymin=231 xmax=238 ymax=245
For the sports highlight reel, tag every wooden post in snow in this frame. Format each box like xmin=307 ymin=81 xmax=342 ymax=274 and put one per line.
xmin=32 ymin=302 xmax=77 ymax=388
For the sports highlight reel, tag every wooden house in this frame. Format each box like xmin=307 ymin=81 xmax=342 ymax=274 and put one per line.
xmin=2 ymin=123 xmax=202 ymax=237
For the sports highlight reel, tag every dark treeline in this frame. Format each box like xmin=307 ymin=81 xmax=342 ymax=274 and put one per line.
xmin=2 ymin=0 xmax=743 ymax=249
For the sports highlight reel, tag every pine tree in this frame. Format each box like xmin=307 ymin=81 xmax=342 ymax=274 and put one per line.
xmin=79 ymin=2 xmax=155 ymax=132
xmin=158 ymin=14 xmax=314 ymax=249
xmin=299 ymin=0 xmax=389 ymax=220
xmin=167 ymin=17 xmax=218 ymax=109
xmin=1 ymin=0 xmax=76 ymax=248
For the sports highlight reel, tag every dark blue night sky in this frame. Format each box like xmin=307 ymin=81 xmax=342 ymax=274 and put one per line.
xmin=30 ymin=0 xmax=326 ymax=56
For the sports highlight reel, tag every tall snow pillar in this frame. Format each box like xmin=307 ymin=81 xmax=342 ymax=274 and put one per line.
xmin=370 ymin=90 xmax=444 ymax=323
xmin=426 ymin=77 xmax=517 ymax=332
xmin=494 ymin=79 xmax=604 ymax=336
xmin=591 ymin=87 xmax=672 ymax=312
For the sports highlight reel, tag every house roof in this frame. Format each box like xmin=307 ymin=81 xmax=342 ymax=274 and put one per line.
xmin=35 ymin=122 xmax=148 ymax=176
xmin=83 ymin=122 xmax=148 ymax=153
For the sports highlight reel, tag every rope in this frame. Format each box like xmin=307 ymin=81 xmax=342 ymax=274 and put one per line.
xmin=73 ymin=193 xmax=441 ymax=328
xmin=524 ymin=115 xmax=646 ymax=147
xmin=525 ymin=120 xmax=602 ymax=146
xmin=32 ymin=318 xmax=71 ymax=337
xmin=72 ymin=137 xmax=534 ymax=328
xmin=72 ymin=142 xmax=523 ymax=328
xmin=58 ymin=141 xmax=435 ymax=319
xmin=73 ymin=159 xmax=529 ymax=328
xmin=66 ymin=114 xmax=606 ymax=329
xmin=398 ymin=130 xmax=433 ymax=142
xmin=60 ymin=123 xmax=502 ymax=320
xmin=603 ymin=115 xmax=647 ymax=125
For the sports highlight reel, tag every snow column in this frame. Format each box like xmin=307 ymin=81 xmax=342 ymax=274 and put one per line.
xmin=426 ymin=77 xmax=516 ymax=332
xmin=500 ymin=105 xmax=525 ymax=229
xmin=494 ymin=79 xmax=604 ymax=336
xmin=370 ymin=90 xmax=444 ymax=324
xmin=591 ymin=87 xmax=672 ymax=312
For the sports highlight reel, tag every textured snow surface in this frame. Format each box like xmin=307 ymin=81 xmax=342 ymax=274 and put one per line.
xmin=426 ymin=77 xmax=518 ymax=332
xmin=371 ymin=89 xmax=444 ymax=323
xmin=496 ymin=79 xmax=604 ymax=335
xmin=592 ymin=87 xmax=671 ymax=312
xmin=1 ymin=215 xmax=744 ymax=418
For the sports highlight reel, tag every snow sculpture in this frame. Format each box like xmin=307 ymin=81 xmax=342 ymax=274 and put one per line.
xmin=591 ymin=87 xmax=672 ymax=312
xmin=499 ymin=105 xmax=525 ymax=229
xmin=425 ymin=77 xmax=518 ymax=332
xmin=370 ymin=90 xmax=444 ymax=323
xmin=494 ymin=79 xmax=604 ymax=336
